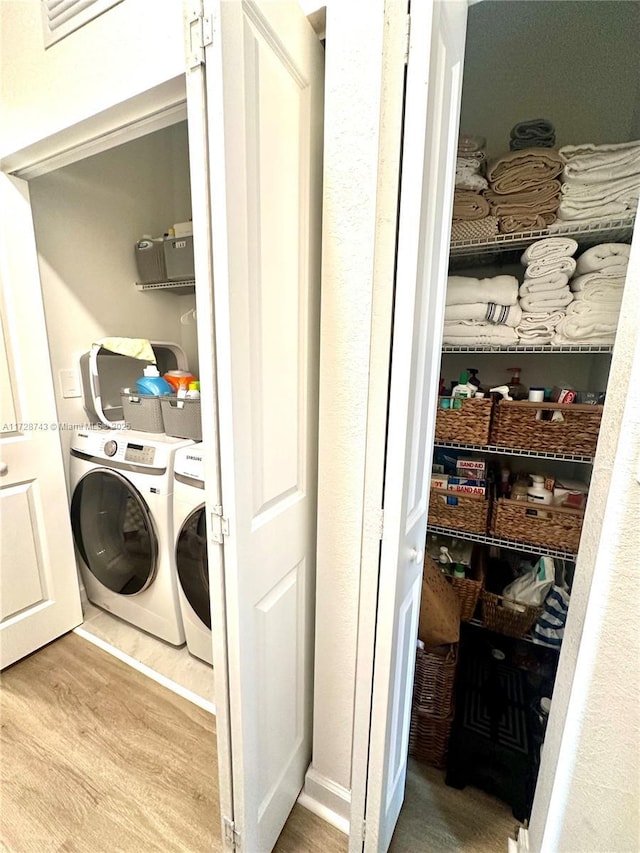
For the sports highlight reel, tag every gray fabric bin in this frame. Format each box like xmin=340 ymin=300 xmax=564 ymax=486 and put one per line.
xmin=160 ymin=396 xmax=202 ymax=441
xmin=120 ymin=392 xmax=165 ymax=433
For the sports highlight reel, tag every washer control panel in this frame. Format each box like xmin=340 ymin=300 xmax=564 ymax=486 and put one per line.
xmin=103 ymin=440 xmax=118 ymax=457
xmin=124 ymin=442 xmax=156 ymax=465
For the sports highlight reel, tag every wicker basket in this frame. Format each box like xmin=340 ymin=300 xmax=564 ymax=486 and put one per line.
xmin=428 ymin=488 xmax=490 ymax=535
xmin=480 ymin=589 xmax=542 ymax=639
xmin=449 ymin=549 xmax=485 ymax=621
xmin=489 ymin=400 xmax=603 ymax=456
xmin=413 ymin=644 xmax=458 ymax=718
xmin=491 ymin=497 xmax=584 ymax=553
xmin=408 ymin=707 xmax=455 ymax=768
xmin=435 ymin=397 xmax=493 ymax=445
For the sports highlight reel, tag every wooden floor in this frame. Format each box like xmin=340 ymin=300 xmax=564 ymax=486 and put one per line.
xmin=0 ymin=633 xmax=344 ymax=853
xmin=1 ymin=633 xmax=515 ymax=852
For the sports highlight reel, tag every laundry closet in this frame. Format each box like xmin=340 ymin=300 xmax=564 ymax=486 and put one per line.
xmin=350 ymin=2 xmax=640 ymax=851
xmin=26 ymin=118 xmax=217 ymax=705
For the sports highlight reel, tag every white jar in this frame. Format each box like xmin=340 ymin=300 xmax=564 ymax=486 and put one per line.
xmin=528 ymin=474 xmax=553 ymax=505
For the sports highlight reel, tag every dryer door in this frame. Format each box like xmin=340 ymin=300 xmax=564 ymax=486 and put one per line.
xmin=176 ymin=505 xmax=210 ymax=629
xmin=71 ymin=469 xmax=158 ymax=595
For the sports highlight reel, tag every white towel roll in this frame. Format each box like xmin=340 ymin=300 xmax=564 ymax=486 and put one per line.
xmin=575 ymin=243 xmax=631 ymax=275
xmin=524 ymin=256 xmax=576 ymax=279
xmin=520 ymin=272 xmax=570 ymax=295
xmin=521 ymin=237 xmax=578 ymax=264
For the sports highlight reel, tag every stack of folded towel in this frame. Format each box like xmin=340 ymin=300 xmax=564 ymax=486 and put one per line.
xmin=510 ymin=119 xmax=556 ymax=151
xmin=443 ymin=274 xmax=520 ymax=345
xmin=452 ymin=134 xmax=499 ymax=242
xmin=556 ymin=140 xmax=640 ymax=222
xmin=516 ymin=237 xmax=577 ymax=344
xmin=552 ymin=243 xmax=631 ymax=345
xmin=483 ymin=148 xmax=564 ymax=234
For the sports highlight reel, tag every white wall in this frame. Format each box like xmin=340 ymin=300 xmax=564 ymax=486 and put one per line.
xmin=0 ymin=0 xmax=186 ymax=159
xmin=29 ymin=122 xmax=197 ymax=476
xmin=460 ymin=0 xmax=640 ymax=160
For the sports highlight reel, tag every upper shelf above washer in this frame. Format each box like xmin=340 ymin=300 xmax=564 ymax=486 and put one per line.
xmin=135 ymin=279 xmax=195 ymax=294
xmin=448 ymin=215 xmax=636 ymax=268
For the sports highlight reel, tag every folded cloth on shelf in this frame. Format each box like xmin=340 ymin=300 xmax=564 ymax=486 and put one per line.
xmin=453 ymin=189 xmax=491 ymax=220
xmin=521 ymin=236 xmax=578 ymax=264
xmin=455 ymin=170 xmax=489 ymax=192
xmin=450 ymin=216 xmax=499 ymax=242
xmin=570 ymin=272 xmax=627 ymax=294
xmin=486 ymin=148 xmax=564 ymax=194
xmin=519 ymin=272 xmax=570 ymax=295
xmin=442 ymin=321 xmax=519 ymax=346
xmin=458 ymin=134 xmax=486 ymax=155
xmin=444 ymin=302 xmax=523 ymax=327
xmin=574 ymin=243 xmax=631 ymax=275
xmin=552 ymin=305 xmax=619 ymax=344
xmin=520 ymin=290 xmax=574 ymax=313
xmin=457 ymin=154 xmax=486 ymax=170
xmin=572 ymin=290 xmax=624 ymax=308
xmin=446 ymin=274 xmax=519 ymax=306
xmin=559 ymin=139 xmax=640 ymax=182
xmin=557 ymin=195 xmax=639 ymax=221
xmin=499 ymin=214 xmax=548 ymax=234
xmin=560 ymin=173 xmax=640 ymax=205
xmin=523 ymin=255 xmax=576 ymax=280
xmin=516 ymin=311 xmax=566 ymax=343
xmin=510 ymin=119 xmax=556 ymax=151
xmin=484 ymin=181 xmax=562 ymax=215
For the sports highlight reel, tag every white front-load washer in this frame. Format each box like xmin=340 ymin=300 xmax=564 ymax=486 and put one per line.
xmin=173 ymin=444 xmax=215 ymax=665
xmin=69 ymin=428 xmax=194 ymax=645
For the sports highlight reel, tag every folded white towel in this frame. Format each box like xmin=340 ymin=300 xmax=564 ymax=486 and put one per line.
xmin=442 ymin=321 xmax=519 ymax=346
xmin=524 ymin=256 xmax=576 ymax=279
xmin=552 ymin=308 xmax=618 ymax=344
xmin=521 ymin=237 xmax=578 ymax=264
xmin=520 ymin=291 xmax=574 ymax=312
xmin=572 ymin=290 xmax=623 ymax=308
xmin=444 ymin=302 xmax=522 ymax=326
xmin=575 ymin=243 xmax=631 ymax=275
xmin=567 ymin=301 xmax=621 ymax=320
xmin=551 ymin=333 xmax=616 ymax=346
xmin=519 ymin=272 xmax=569 ymax=295
xmin=446 ymin=275 xmax=519 ymax=307
xmin=570 ymin=272 xmax=626 ymax=293
xmin=557 ymin=195 xmax=639 ymax=221
xmin=561 ymin=173 xmax=640 ymax=205
xmin=559 ymin=140 xmax=640 ymax=182
xmin=516 ymin=310 xmax=565 ymax=343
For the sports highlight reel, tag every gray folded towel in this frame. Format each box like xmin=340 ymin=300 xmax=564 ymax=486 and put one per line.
xmin=510 ymin=119 xmax=556 ymax=151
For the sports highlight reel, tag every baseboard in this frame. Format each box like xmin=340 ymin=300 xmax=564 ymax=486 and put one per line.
xmin=508 ymin=826 xmax=530 ymax=852
xmin=73 ymin=626 xmax=217 ymax=716
xmin=300 ymin=766 xmax=351 ymax=835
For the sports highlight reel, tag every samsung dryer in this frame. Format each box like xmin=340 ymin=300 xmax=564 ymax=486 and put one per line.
xmin=69 ymin=428 xmax=193 ymax=645
xmin=173 ymin=444 xmax=215 ymax=665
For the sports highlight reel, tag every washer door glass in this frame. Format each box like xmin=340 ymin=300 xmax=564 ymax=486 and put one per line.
xmin=176 ymin=506 xmax=211 ymax=629
xmin=71 ymin=469 xmax=158 ymax=595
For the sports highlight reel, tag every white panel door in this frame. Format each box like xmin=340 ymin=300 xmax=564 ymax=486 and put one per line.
xmin=362 ymin=2 xmax=468 ymax=850
xmin=0 ymin=174 xmax=83 ymax=670
xmin=201 ymin=2 xmax=324 ymax=850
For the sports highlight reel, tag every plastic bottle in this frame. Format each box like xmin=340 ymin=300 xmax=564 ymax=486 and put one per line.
xmin=163 ymin=370 xmax=197 ymax=392
xmin=135 ymin=365 xmax=173 ymax=395
xmin=467 ymin=368 xmax=481 ymax=391
xmin=451 ymin=370 xmax=476 ymax=409
xmin=528 ymin=474 xmax=553 ymax=506
xmin=453 ymin=564 xmax=466 ymax=579
xmin=511 ymin=475 xmax=532 ymax=501
xmin=506 ymin=367 xmax=528 ymax=400
xmin=185 ymin=381 xmax=201 ymax=399
xmin=500 ymin=466 xmax=511 ymax=498
xmin=439 ymin=546 xmax=453 ymax=570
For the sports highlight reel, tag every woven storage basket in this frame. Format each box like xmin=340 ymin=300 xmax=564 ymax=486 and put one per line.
xmin=480 ymin=589 xmax=542 ymax=639
xmin=408 ymin=707 xmax=455 ymax=768
xmin=434 ymin=397 xmax=493 ymax=445
xmin=449 ymin=550 xmax=485 ymax=621
xmin=490 ymin=498 xmax=584 ymax=553
xmin=160 ymin=396 xmax=202 ymax=441
xmin=489 ymin=400 xmax=603 ymax=456
xmin=120 ymin=392 xmax=165 ymax=433
xmin=428 ymin=488 xmax=490 ymax=535
xmin=413 ymin=644 xmax=458 ymax=718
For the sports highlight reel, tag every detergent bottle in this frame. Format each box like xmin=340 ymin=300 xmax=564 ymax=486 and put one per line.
xmin=135 ymin=365 xmax=173 ymax=395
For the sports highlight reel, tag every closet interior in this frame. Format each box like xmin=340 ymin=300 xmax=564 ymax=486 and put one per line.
xmin=396 ymin=1 xmax=639 ymax=846
xmin=28 ymin=119 xmax=215 ymax=708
